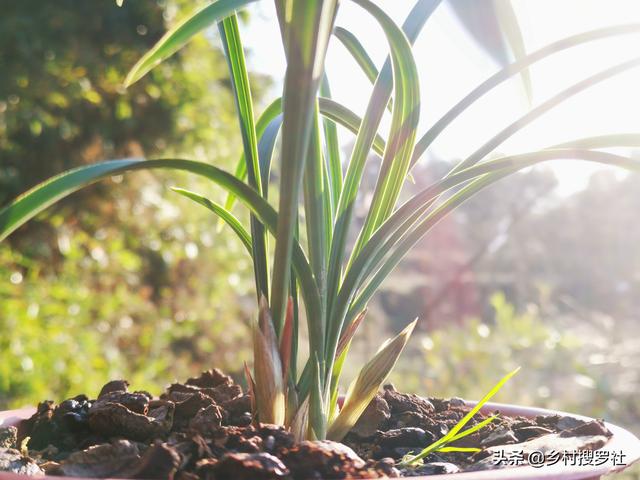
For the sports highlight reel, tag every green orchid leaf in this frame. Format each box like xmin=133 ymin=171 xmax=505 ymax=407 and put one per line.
xmin=549 ymin=133 xmax=640 ymax=150
xmin=413 ymin=24 xmax=640 ymax=167
xmin=219 ymin=13 xmax=269 ymax=299
xmin=0 ymin=158 xmax=323 ymax=346
xmin=125 ymin=0 xmax=259 ymax=87
xmin=171 ymin=188 xmax=252 ymax=255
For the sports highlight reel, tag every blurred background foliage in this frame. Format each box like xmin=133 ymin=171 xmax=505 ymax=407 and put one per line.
xmin=0 ymin=2 xmax=639 ymax=477
xmin=0 ymin=0 xmax=264 ymax=405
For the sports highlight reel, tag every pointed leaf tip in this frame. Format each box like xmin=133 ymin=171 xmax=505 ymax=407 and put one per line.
xmin=336 ymin=309 xmax=367 ymax=358
xmin=327 ymin=318 xmax=417 ymax=441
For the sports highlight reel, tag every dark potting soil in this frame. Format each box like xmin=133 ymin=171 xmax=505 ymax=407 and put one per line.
xmin=0 ymin=369 xmax=612 ymax=479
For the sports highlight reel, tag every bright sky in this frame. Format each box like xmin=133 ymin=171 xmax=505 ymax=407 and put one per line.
xmin=240 ymin=0 xmax=640 ymax=195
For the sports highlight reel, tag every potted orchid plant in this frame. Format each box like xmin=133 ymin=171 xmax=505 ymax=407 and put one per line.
xmin=1 ymin=0 xmax=639 ymax=478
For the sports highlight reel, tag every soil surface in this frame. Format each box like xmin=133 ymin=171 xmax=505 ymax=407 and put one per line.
xmin=0 ymin=369 xmax=612 ymax=479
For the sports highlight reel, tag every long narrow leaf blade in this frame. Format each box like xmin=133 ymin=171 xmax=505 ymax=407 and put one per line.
xmin=333 ymin=26 xmax=380 ymax=84
xmin=412 ymin=24 xmax=640 ymax=166
xmin=219 ymin=13 xmax=269 ymax=299
xmin=320 ymin=76 xmax=343 ymax=217
xmin=125 ymin=0 xmax=259 ymax=86
xmin=325 ymin=0 xmax=437 ymax=397
xmin=456 ymin=56 xmax=640 ymax=172
xmin=354 ymin=0 xmax=421 ymax=244
xmin=549 ymin=133 xmax=640 ymax=150
xmin=303 ymin=103 xmax=329 ymax=312
xmin=326 ymin=0 xmax=440 ymax=359
xmin=271 ymin=0 xmax=339 ymax=343
xmin=0 ymin=158 xmax=324 ymax=353
xmin=222 ymin=97 xmax=283 ymax=218
xmin=340 ymin=150 xmax=640 ymax=328
xmin=223 ymin=95 xmax=388 ymax=218
xmin=171 ymin=187 xmax=253 ymax=255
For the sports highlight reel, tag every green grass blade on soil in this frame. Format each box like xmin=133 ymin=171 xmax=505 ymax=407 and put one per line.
xmin=401 ymin=368 xmax=520 ymax=466
xmin=445 ymin=415 xmax=498 ymax=446
xmin=434 ymin=447 xmax=482 ymax=454
xmin=125 ymin=0 xmax=260 ymax=87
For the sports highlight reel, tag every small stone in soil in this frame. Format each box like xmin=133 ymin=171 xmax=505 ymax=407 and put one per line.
xmin=52 ymin=440 xmax=142 ymax=478
xmin=350 ymin=395 xmax=391 ymax=438
xmin=174 ymin=391 xmax=215 ymax=421
xmin=383 ymin=385 xmax=435 ymax=416
xmin=211 ymin=452 xmax=289 ymax=480
xmin=480 ymin=427 xmax=519 ymax=447
xmin=92 ymin=391 xmax=149 ymax=416
xmin=282 ymin=440 xmax=366 ymax=478
xmin=0 ymin=427 xmax=17 ymax=449
xmin=203 ymin=383 xmax=242 ymax=404
xmin=0 ymin=448 xmax=44 ymax=476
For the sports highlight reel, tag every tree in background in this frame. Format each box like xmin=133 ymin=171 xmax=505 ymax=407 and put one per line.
xmin=0 ymin=0 xmax=264 ymax=408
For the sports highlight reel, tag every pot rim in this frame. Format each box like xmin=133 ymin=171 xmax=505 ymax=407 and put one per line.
xmin=0 ymin=401 xmax=638 ymax=480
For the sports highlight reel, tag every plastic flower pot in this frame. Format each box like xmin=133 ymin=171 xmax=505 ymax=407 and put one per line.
xmin=1 ymin=401 xmax=639 ymax=480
